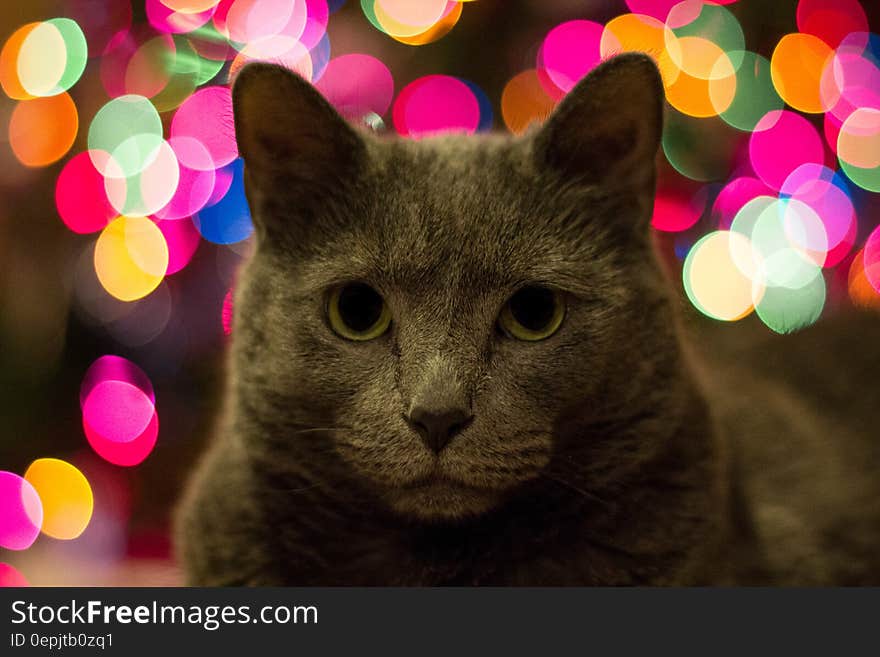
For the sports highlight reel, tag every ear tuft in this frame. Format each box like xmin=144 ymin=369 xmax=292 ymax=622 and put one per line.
xmin=533 ymin=53 xmax=663 ymax=189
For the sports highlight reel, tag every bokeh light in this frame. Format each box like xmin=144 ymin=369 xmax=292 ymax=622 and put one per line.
xmin=820 ymin=44 xmax=880 ymax=127
xmin=94 ymin=216 xmax=170 ymax=301
xmin=716 ymin=51 xmax=784 ymax=131
xmin=667 ymin=2 xmax=744 ymax=59
xmin=80 ymin=356 xmax=159 ymax=467
xmin=460 ymin=79 xmax=493 ymax=132
xmin=727 ymin=195 xmax=830 ymax=332
xmin=161 ymin=1 xmax=224 ymax=13
xmin=683 ymin=230 xmax=763 ymax=322
xmin=600 ymin=13 xmax=681 ymax=87
xmin=837 ymin=107 xmax=880 ymax=191
xmin=712 ymin=176 xmax=775 ymax=230
xmin=80 ymin=355 xmax=156 ymax=407
xmin=23 ymin=459 xmax=94 ymax=541
xmin=771 ymin=33 xmax=834 ymax=113
xmin=125 ymin=34 xmax=177 ymax=99
xmin=0 ymin=563 xmax=29 ymax=587
xmin=88 ymin=95 xmax=164 ymax=178
xmin=865 ymin=223 xmax=880 ymax=293
xmin=749 ymin=110 xmax=826 ymax=190
xmin=363 ymin=0 xmax=464 ymax=43
xmin=155 ymin=137 xmax=217 ymax=220
xmin=394 ymin=75 xmax=481 ymax=138
xmin=83 ymin=380 xmax=157 ymax=444
xmin=315 ymin=54 xmax=394 ymax=121
xmin=797 ymin=0 xmax=869 ymax=49
xmin=170 ymin=86 xmax=237 ymax=169
xmin=85 ymin=410 xmax=160 ymax=467
xmin=17 ymin=19 xmax=88 ymax=97
xmin=375 ymin=0 xmax=448 ymax=36
xmin=848 ymin=247 xmax=880 ymax=307
xmin=192 ymin=158 xmax=253 ymax=243
xmin=662 ymin=108 xmax=740 ymax=181
xmin=56 ymin=151 xmax=118 ymax=234
xmin=501 ymin=69 xmax=557 ymax=136
xmin=391 ymin=2 xmax=462 ymax=46
xmin=222 ymin=288 xmax=235 ymax=335
xmin=665 ymin=37 xmax=736 ymax=118
xmin=9 ymin=92 xmax=78 ymax=167
xmin=755 ymin=271 xmax=827 ymax=334
xmin=0 ymin=22 xmax=40 ymax=100
xmin=224 ymin=0 xmax=305 ymax=44
xmin=780 ymin=164 xmax=856 ymax=260
xmin=105 ymin=139 xmax=181 ymax=217
xmin=538 ymin=20 xmax=603 ymax=95
xmin=652 ymin=184 xmax=707 ymax=232
xmin=0 ymin=472 xmax=43 ymax=551
xmin=147 ymin=0 xmax=217 ymax=35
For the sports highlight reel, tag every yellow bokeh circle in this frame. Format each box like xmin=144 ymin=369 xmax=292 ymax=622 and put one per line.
xmin=94 ymin=216 xmax=169 ymax=302
xmin=23 ymin=458 xmax=94 ymax=540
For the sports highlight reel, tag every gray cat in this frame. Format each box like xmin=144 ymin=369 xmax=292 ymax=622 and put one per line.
xmin=176 ymin=53 xmax=880 ymax=585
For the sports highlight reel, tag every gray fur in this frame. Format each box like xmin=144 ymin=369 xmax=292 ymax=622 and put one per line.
xmin=176 ymin=54 xmax=880 ymax=585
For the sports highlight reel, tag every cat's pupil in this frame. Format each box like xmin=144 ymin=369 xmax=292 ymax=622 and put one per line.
xmin=510 ymin=286 xmax=556 ymax=331
xmin=338 ymin=283 xmax=384 ymax=332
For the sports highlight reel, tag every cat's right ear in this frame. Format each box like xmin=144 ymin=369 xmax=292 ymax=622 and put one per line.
xmin=232 ymin=62 xmax=365 ymax=211
xmin=532 ymin=52 xmax=663 ymax=194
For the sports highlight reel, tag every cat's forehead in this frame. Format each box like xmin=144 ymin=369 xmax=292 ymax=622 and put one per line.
xmin=283 ymin=135 xmax=627 ymax=299
xmin=352 ymin=136 xmax=605 ymax=285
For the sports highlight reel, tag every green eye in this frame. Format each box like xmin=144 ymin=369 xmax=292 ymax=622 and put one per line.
xmin=327 ymin=283 xmax=391 ymax=341
xmin=499 ymin=286 xmax=565 ymax=341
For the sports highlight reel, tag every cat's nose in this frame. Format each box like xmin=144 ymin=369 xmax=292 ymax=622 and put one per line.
xmin=405 ymin=406 xmax=474 ymax=454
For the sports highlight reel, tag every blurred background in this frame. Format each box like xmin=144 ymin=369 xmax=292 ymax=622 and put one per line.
xmin=1 ymin=0 xmax=879 ymax=586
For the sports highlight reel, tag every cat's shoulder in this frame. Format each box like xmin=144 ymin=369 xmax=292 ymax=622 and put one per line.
xmin=688 ymin=309 xmax=880 ymax=584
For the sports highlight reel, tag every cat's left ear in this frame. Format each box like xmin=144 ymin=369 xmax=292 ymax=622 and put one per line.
xmin=533 ymin=53 xmax=663 ymax=192
xmin=232 ymin=62 xmax=365 ymax=193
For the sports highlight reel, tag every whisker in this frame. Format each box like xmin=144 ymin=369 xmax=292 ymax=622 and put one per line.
xmin=268 ymin=482 xmax=324 ymax=494
xmin=288 ymin=427 xmax=349 ymax=435
xmin=540 ymin=472 xmax=610 ymax=507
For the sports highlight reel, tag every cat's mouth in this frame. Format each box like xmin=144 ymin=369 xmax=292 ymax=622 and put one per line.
xmin=401 ymin=472 xmax=476 ymax=490
xmin=388 ymin=472 xmax=501 ymax=520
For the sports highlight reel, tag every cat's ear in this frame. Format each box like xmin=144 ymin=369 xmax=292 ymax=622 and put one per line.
xmin=232 ymin=62 xmax=365 ymax=195
xmin=533 ymin=53 xmax=663 ymax=191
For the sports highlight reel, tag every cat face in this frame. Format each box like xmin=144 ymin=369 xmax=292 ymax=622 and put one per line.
xmin=231 ymin=55 xmax=672 ymax=521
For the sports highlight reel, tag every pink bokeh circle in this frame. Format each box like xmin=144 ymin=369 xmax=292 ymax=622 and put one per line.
xmin=538 ymin=20 xmax=604 ymax=94
xmin=171 ymin=86 xmax=238 ymax=169
xmin=157 ymin=215 xmax=202 ymax=275
xmin=711 ymin=176 xmax=776 ymax=230
xmin=0 ymin=472 xmax=42 ymax=551
xmin=84 ymin=410 xmax=159 ymax=467
xmin=749 ymin=110 xmax=826 ymax=190
xmin=780 ymin=164 xmax=855 ymax=252
xmin=56 ymin=151 xmax=118 ymax=234
xmin=82 ymin=380 xmax=156 ymax=444
xmin=393 ymin=75 xmax=480 ymax=139
xmin=315 ymin=54 xmax=394 ymax=121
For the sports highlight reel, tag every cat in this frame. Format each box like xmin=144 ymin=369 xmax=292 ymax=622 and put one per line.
xmin=176 ymin=53 xmax=880 ymax=585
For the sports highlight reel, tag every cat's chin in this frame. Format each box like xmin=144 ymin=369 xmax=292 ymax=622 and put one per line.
xmin=385 ymin=477 xmax=501 ymax=522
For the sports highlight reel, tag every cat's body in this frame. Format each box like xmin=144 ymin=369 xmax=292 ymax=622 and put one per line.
xmin=176 ymin=55 xmax=880 ymax=585
xmin=694 ymin=312 xmax=880 ymax=584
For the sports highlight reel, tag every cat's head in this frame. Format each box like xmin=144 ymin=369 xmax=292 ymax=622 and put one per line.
xmin=230 ymin=54 xmax=679 ymax=522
